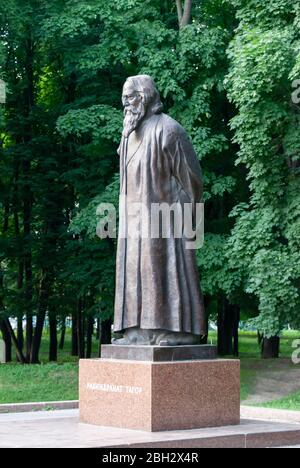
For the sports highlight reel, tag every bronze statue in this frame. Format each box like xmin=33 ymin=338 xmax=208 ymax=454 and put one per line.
xmin=113 ymin=75 xmax=206 ymax=346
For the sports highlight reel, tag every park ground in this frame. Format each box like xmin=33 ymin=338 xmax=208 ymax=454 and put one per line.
xmin=0 ymin=331 xmax=300 ymax=410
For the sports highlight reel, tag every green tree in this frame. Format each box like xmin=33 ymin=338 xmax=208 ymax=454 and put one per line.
xmin=225 ymin=0 xmax=300 ymax=357
xmin=54 ymin=0 xmax=244 ymax=354
xmin=2 ymin=0 xmax=298 ymax=364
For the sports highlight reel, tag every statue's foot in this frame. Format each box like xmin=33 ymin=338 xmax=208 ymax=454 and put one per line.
xmin=112 ymin=327 xmax=150 ymax=345
xmin=155 ymin=332 xmax=200 ymax=346
xmin=112 ymin=336 xmax=132 ymax=345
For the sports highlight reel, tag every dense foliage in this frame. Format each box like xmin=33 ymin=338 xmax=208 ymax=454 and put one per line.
xmin=0 ymin=0 xmax=299 ymax=362
xmin=225 ymin=0 xmax=300 ymax=339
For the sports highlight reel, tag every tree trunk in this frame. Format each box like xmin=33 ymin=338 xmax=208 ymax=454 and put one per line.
xmin=30 ymin=272 xmax=51 ymax=364
xmin=233 ymin=312 xmax=239 ymax=356
xmin=199 ymin=315 xmax=208 ymax=344
xmin=17 ymin=316 xmax=24 ymax=351
xmin=261 ymin=336 xmax=280 ymax=359
xmin=5 ymin=329 xmax=12 ymax=362
xmin=200 ymin=295 xmax=210 ymax=345
xmin=181 ymin=0 xmax=192 ymax=27
xmin=23 ymin=156 xmax=33 ymax=361
xmin=16 ymin=316 xmax=24 ymax=363
xmin=26 ymin=315 xmax=33 ymax=361
xmin=77 ymin=298 xmax=85 ymax=359
xmin=98 ymin=318 xmax=112 ymax=357
xmin=71 ymin=314 xmax=78 ymax=356
xmin=59 ymin=318 xmax=66 ymax=350
xmin=13 ymin=192 xmax=25 ymax=360
xmin=217 ymin=296 xmax=240 ymax=356
xmin=101 ymin=318 xmax=112 ymax=344
xmin=175 ymin=0 xmax=183 ymax=24
xmin=176 ymin=0 xmax=192 ymax=28
xmin=85 ymin=317 xmax=94 ymax=359
xmin=2 ymin=318 xmax=28 ymax=363
xmin=49 ymin=315 xmax=58 ymax=362
xmin=23 ymin=29 xmax=34 ymax=362
xmin=0 ymin=320 xmax=12 ymax=362
xmin=0 ymin=267 xmax=27 ymax=363
xmin=96 ymin=318 xmax=100 ymax=340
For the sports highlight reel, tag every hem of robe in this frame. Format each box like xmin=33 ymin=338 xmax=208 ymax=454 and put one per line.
xmin=113 ymin=323 xmax=207 ymax=336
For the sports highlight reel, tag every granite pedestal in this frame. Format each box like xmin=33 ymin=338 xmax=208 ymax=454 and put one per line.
xmin=79 ymin=345 xmax=240 ymax=432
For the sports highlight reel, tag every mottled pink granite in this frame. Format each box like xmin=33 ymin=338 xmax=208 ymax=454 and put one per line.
xmin=79 ymin=359 xmax=152 ymax=431
xmin=79 ymin=358 xmax=240 ymax=432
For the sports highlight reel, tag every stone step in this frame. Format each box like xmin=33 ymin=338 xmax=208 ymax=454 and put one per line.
xmin=0 ymin=410 xmax=300 ymax=448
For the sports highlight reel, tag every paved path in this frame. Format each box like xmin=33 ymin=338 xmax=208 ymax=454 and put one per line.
xmin=241 ymin=406 xmax=300 ymax=424
xmin=1 ymin=409 xmax=300 ymax=448
xmin=0 ymin=400 xmax=78 ymax=414
xmin=242 ymin=359 xmax=300 ymax=405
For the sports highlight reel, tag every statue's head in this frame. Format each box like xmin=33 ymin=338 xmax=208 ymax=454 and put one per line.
xmin=122 ymin=75 xmax=163 ymax=137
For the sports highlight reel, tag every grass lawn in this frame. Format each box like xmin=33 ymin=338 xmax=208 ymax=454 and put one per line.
xmin=261 ymin=391 xmax=300 ymax=411
xmin=0 ymin=329 xmax=300 ymax=409
xmin=0 ymin=362 xmax=78 ymax=404
xmin=0 ymin=329 xmax=95 ymax=404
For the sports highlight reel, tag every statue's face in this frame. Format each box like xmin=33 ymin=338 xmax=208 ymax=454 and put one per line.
xmin=122 ymin=82 xmax=142 ymax=110
xmin=122 ymin=81 xmax=146 ymax=138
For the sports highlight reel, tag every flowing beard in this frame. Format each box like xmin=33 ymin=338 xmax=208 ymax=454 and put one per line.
xmin=122 ymin=103 xmax=146 ymax=138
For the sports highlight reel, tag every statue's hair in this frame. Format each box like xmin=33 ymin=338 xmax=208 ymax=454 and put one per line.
xmin=125 ymin=75 xmax=163 ymax=114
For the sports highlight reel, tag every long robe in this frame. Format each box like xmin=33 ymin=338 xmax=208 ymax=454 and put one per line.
xmin=114 ymin=112 xmax=206 ymax=335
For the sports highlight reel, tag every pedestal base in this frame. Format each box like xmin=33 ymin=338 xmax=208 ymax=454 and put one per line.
xmin=101 ymin=344 xmax=217 ymax=361
xmin=79 ymin=358 xmax=240 ymax=432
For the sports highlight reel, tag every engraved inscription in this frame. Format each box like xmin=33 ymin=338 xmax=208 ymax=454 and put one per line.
xmin=87 ymin=383 xmax=142 ymax=394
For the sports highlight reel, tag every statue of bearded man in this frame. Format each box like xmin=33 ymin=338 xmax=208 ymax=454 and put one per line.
xmin=113 ymin=75 xmax=206 ymax=346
